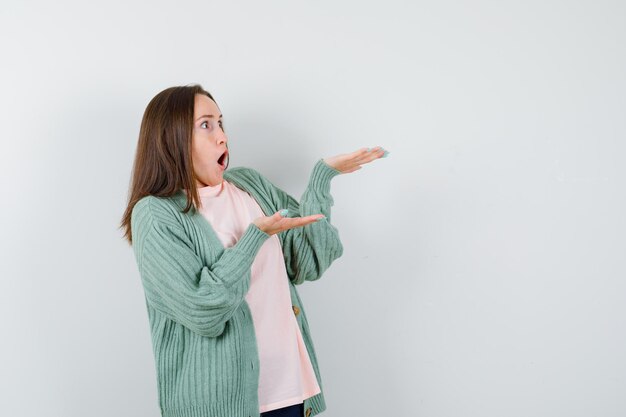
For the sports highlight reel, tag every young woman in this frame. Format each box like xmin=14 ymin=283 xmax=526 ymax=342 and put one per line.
xmin=119 ymin=84 xmax=389 ymax=417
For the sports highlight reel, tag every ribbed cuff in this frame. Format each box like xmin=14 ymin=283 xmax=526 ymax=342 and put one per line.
xmin=306 ymin=158 xmax=342 ymax=197
xmin=235 ymin=222 xmax=271 ymax=256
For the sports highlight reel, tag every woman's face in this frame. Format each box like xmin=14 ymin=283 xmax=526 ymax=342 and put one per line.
xmin=191 ymin=94 xmax=229 ymax=187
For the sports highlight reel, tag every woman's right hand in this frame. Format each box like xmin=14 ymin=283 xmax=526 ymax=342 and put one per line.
xmin=253 ymin=210 xmax=324 ymax=236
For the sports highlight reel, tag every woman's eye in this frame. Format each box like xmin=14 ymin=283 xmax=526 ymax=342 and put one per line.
xmin=200 ymin=120 xmax=223 ymax=130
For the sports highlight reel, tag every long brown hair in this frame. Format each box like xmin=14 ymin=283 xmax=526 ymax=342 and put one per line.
xmin=118 ymin=84 xmax=228 ymax=245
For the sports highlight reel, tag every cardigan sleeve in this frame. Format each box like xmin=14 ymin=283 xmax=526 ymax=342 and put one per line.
xmin=257 ymin=158 xmax=344 ymax=285
xmin=131 ymin=197 xmax=270 ymax=337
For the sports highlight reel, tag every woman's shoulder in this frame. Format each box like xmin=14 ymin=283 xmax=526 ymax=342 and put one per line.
xmin=131 ymin=193 xmax=189 ymax=234
xmin=133 ymin=193 xmax=179 ymax=214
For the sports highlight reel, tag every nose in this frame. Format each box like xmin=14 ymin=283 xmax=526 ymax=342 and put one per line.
xmin=217 ymin=130 xmax=227 ymax=145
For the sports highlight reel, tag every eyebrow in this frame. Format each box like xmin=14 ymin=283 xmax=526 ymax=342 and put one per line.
xmin=195 ymin=114 xmax=223 ymax=122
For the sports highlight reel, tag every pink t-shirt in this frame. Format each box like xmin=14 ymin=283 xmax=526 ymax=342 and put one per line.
xmin=192 ymin=179 xmax=321 ymax=413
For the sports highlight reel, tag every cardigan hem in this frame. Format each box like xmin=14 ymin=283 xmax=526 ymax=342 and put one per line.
xmin=161 ymin=401 xmax=257 ymax=417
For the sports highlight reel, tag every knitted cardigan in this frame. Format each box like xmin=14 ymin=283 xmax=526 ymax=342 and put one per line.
xmin=130 ymin=158 xmax=343 ymax=417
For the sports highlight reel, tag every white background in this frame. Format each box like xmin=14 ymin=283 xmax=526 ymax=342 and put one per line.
xmin=1 ymin=1 xmax=624 ymax=416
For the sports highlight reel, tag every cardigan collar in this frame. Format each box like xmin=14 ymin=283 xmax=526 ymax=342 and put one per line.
xmin=170 ymin=169 xmax=276 ymax=220
xmin=166 ymin=170 xmax=278 ymax=251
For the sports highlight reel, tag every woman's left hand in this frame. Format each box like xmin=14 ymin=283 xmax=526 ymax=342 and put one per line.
xmin=323 ymin=146 xmax=389 ymax=174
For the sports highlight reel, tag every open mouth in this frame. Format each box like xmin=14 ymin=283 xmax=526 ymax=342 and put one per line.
xmin=217 ymin=149 xmax=228 ymax=168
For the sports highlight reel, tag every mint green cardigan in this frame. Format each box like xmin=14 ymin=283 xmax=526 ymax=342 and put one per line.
xmin=131 ymin=158 xmax=343 ymax=417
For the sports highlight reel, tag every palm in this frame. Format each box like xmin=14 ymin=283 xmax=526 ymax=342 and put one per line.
xmin=323 ymin=146 xmax=387 ymax=174
xmin=254 ymin=212 xmax=324 ymax=236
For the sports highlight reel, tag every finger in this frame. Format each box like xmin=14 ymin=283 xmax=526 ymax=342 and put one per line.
xmin=353 ymin=147 xmax=385 ymax=166
xmin=352 ymin=147 xmax=370 ymax=156
xmin=264 ymin=210 xmax=289 ymax=229
xmin=275 ymin=211 xmax=324 ymax=223
xmin=331 ymin=148 xmax=378 ymax=171
xmin=283 ymin=215 xmax=324 ymax=229
xmin=350 ymin=146 xmax=383 ymax=164
xmin=354 ymin=146 xmax=378 ymax=160
xmin=274 ymin=209 xmax=290 ymax=219
xmin=292 ymin=215 xmax=325 ymax=225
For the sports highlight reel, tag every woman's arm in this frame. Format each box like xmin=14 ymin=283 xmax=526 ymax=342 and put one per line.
xmin=253 ymin=147 xmax=388 ymax=284
xmin=257 ymin=158 xmax=344 ymax=285
xmin=131 ymin=197 xmax=270 ymax=337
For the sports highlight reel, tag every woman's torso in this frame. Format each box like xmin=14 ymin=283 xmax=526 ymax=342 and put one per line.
xmin=195 ymin=179 xmax=321 ymax=412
